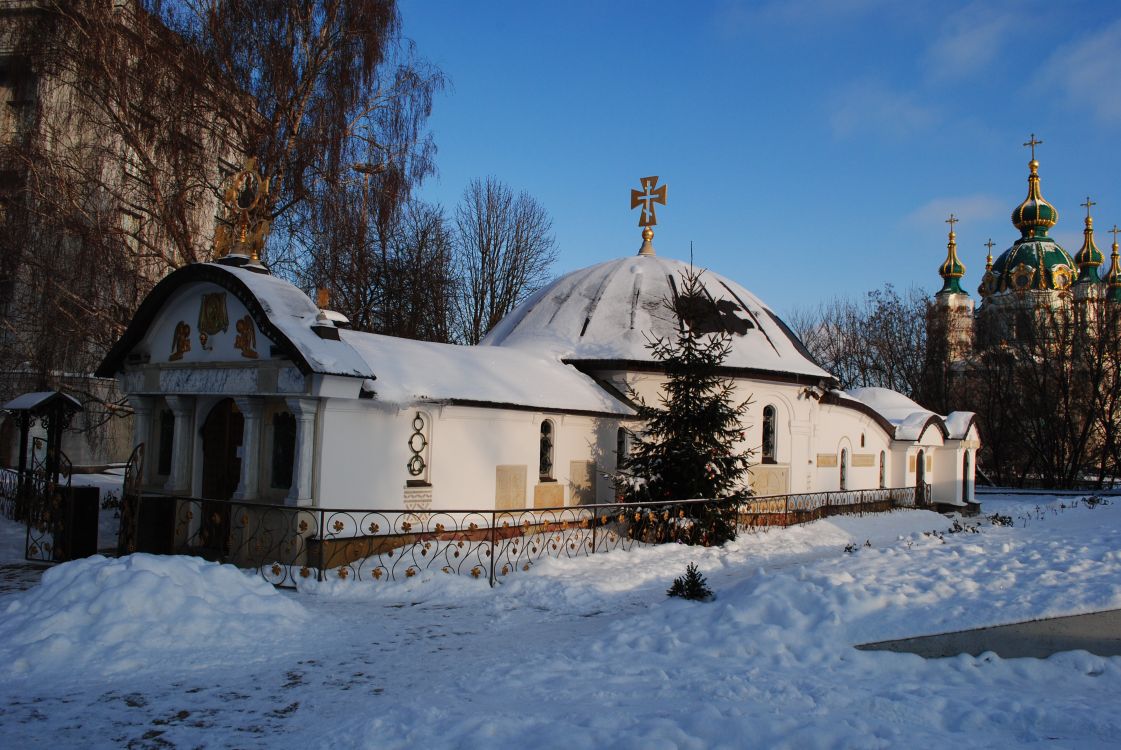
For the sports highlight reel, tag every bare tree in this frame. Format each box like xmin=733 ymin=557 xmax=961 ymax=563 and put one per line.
xmin=790 ymin=286 xmax=928 ymax=397
xmin=159 ymin=0 xmax=445 ymax=277
xmin=454 ymin=177 xmax=557 ymax=344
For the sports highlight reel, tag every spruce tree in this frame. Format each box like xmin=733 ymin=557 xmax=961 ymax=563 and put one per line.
xmin=619 ymin=266 xmax=753 ymax=545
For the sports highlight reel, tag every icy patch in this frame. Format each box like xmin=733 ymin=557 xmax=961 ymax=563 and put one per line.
xmin=0 ymin=554 xmax=307 ymax=677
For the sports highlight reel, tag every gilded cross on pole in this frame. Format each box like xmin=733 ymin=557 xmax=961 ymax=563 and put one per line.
xmin=1081 ymin=196 xmax=1096 ymax=219
xmin=1023 ymin=133 xmax=1043 ymax=161
xmin=945 ymin=214 xmax=958 ymax=235
xmin=631 ymin=176 xmax=667 ymax=227
xmin=1111 ymin=225 xmax=1121 ymax=246
xmin=984 ymin=239 xmax=995 ymax=253
xmin=631 ymin=176 xmax=667 ymax=256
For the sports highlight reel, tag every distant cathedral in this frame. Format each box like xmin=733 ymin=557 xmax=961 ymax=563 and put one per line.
xmin=927 ymin=135 xmax=1121 ymax=387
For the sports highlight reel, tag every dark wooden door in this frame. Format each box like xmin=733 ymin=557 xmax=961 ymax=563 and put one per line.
xmin=201 ymin=399 xmax=243 ymax=501
xmin=198 ymin=400 xmax=242 ymax=560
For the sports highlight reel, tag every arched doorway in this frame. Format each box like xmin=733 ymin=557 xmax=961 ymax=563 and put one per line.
xmin=962 ymin=451 xmax=972 ymax=503
xmin=201 ymin=399 xmax=243 ymax=501
xmin=916 ymin=449 xmax=926 ymax=504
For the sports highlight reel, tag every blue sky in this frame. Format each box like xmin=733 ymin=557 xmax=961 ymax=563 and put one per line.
xmin=401 ymin=0 xmax=1121 ymax=316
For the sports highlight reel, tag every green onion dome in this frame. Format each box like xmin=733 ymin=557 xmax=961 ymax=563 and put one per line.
xmin=937 ymin=224 xmax=965 ymax=295
xmin=1012 ymin=159 xmax=1058 ymax=239
xmin=1074 ymin=209 xmax=1104 ymax=283
xmin=989 ymin=156 xmax=1075 ymax=295
xmin=1107 ymin=238 xmax=1121 ymax=303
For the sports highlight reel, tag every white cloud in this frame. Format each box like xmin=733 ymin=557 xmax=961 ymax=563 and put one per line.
xmin=903 ymin=194 xmax=1005 ymax=228
xmin=1037 ymin=18 xmax=1121 ymax=124
xmin=922 ymin=2 xmax=1018 ymax=82
xmin=828 ymin=79 xmax=937 ymax=139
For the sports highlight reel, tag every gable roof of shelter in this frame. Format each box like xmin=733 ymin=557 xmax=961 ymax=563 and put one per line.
xmin=2 ymin=390 xmax=82 ymax=414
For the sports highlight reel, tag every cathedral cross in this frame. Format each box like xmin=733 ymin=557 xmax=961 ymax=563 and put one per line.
xmin=1023 ymin=133 xmax=1043 ymax=160
xmin=630 ymin=176 xmax=668 ymax=227
xmin=984 ymin=239 xmax=995 ymax=255
xmin=945 ymin=214 xmax=958 ymax=234
xmin=1082 ymin=196 xmax=1096 ymax=219
xmin=1111 ymin=225 xmax=1121 ymax=246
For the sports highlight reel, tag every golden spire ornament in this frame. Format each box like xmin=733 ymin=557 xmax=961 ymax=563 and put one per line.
xmin=631 ymin=176 xmax=667 ymax=256
xmin=213 ymin=157 xmax=271 ymax=266
xmin=984 ymin=239 xmax=995 ymax=272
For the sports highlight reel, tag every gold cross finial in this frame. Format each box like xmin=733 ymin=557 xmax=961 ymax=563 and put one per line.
xmin=1111 ymin=225 xmax=1120 ymax=247
xmin=1023 ymin=133 xmax=1043 ymax=161
xmin=984 ymin=239 xmax=995 ymax=253
xmin=1081 ymin=196 xmax=1096 ymax=219
xmin=945 ymin=214 xmax=958 ymax=234
xmin=630 ymin=176 xmax=667 ymax=228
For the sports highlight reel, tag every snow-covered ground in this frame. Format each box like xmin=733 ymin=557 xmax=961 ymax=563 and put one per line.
xmin=0 ymin=494 xmax=1119 ymax=748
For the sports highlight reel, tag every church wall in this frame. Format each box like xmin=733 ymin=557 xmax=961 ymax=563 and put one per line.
xmin=812 ymin=405 xmax=895 ymax=493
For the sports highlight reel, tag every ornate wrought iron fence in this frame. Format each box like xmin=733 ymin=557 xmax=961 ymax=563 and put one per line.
xmin=128 ymin=485 xmax=922 ymax=588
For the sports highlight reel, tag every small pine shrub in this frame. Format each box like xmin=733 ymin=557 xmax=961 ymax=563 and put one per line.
xmin=667 ymin=562 xmax=713 ymax=601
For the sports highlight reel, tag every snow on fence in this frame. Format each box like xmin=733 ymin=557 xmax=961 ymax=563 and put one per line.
xmin=123 ymin=486 xmax=923 ymax=588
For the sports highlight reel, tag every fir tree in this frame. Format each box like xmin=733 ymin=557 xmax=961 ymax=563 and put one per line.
xmin=667 ymin=562 xmax=714 ymax=601
xmin=619 ymin=266 xmax=753 ymax=545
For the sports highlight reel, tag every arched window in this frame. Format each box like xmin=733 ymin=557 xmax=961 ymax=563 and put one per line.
xmin=916 ymin=449 xmax=926 ymax=503
xmin=271 ymin=411 xmax=296 ymax=490
xmin=839 ymin=448 xmax=848 ymax=491
xmin=616 ymin=426 xmax=628 ymax=470
xmin=860 ymin=433 xmax=865 ymax=448
xmin=879 ymin=450 xmax=886 ymax=489
xmin=539 ymin=420 xmax=554 ymax=480
xmin=762 ymin=405 xmax=776 ymax=464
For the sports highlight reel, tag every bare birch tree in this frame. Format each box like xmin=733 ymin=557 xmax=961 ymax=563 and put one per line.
xmin=454 ymin=177 xmax=557 ymax=344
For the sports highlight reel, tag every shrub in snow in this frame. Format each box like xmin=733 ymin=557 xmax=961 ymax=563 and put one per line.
xmin=617 ymin=266 xmax=753 ymax=547
xmin=987 ymin=513 xmax=1013 ymax=527
xmin=667 ymin=562 xmax=713 ymax=601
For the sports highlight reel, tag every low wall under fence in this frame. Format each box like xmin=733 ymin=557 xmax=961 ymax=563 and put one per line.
xmin=122 ymin=486 xmax=925 ymax=588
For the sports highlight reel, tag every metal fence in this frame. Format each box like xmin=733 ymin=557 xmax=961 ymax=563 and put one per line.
xmin=124 ymin=486 xmax=923 ymax=588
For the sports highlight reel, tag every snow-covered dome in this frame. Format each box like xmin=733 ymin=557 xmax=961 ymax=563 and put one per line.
xmin=481 ymin=254 xmax=832 ymax=380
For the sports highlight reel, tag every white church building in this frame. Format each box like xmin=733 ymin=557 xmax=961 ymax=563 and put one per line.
xmin=97 ymin=227 xmax=980 ymax=516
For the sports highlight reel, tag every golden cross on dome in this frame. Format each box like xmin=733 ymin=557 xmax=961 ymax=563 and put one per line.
xmin=1082 ymin=196 xmax=1096 ymax=219
xmin=1111 ymin=225 xmax=1121 ymax=246
xmin=945 ymin=214 xmax=958 ymax=234
xmin=630 ymin=176 xmax=667 ymax=227
xmin=984 ymin=239 xmax=995 ymax=253
xmin=1023 ymin=133 xmax=1043 ymax=161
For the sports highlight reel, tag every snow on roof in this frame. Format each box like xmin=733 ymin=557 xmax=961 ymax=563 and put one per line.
xmin=943 ymin=411 xmax=976 ymax=440
xmin=217 ymin=265 xmax=372 ymax=377
xmin=2 ymin=391 xmax=82 ymax=412
xmin=480 ymin=255 xmax=832 ymax=380
xmin=340 ymin=329 xmax=632 ymax=415
xmin=844 ymin=387 xmax=948 ymax=441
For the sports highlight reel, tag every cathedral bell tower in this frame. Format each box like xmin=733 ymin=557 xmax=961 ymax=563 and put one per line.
xmin=928 ymin=214 xmax=974 ymax=364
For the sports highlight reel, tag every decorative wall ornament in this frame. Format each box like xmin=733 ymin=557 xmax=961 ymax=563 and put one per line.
xmin=1051 ymin=265 xmax=1073 ymax=290
xmin=198 ymin=292 xmax=229 ymax=350
xmin=169 ymin=321 xmax=191 ymax=361
xmin=407 ymin=412 xmax=428 ymax=477
xmin=1010 ymin=262 xmax=1035 ymax=293
xmin=234 ymin=315 xmax=258 ymax=358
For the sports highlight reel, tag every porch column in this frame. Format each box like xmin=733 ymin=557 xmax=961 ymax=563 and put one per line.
xmin=285 ymin=397 xmax=317 ymax=507
xmin=232 ymin=396 xmax=263 ymax=501
xmin=163 ymin=395 xmax=194 ymax=494
xmin=126 ymin=395 xmax=154 ymax=485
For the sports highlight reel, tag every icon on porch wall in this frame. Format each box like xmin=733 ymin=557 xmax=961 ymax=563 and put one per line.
xmin=198 ymin=292 xmax=229 ymax=350
xmin=169 ymin=321 xmax=191 ymax=361
xmin=234 ymin=315 xmax=258 ymax=358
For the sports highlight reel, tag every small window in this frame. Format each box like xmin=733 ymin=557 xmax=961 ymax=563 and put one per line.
xmin=879 ymin=451 xmax=886 ymax=489
xmin=539 ymin=420 xmax=554 ymax=480
xmin=860 ymin=433 xmax=865 ymax=448
xmin=616 ymin=426 xmax=628 ymax=470
xmin=271 ymin=412 xmax=296 ymax=490
xmin=839 ymin=448 xmax=848 ymax=491
xmin=761 ymin=405 xmax=776 ymax=464
xmin=157 ymin=409 xmax=174 ymax=476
